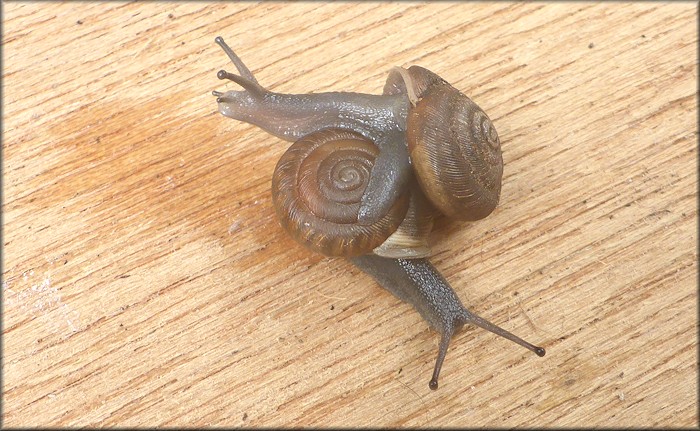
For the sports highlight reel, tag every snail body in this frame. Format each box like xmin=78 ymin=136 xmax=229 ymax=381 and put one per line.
xmin=212 ymin=37 xmax=544 ymax=390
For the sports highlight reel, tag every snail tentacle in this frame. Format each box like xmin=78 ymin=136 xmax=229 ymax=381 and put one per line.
xmin=216 ymin=69 xmax=266 ymax=98
xmin=215 ymin=36 xmax=260 ymax=85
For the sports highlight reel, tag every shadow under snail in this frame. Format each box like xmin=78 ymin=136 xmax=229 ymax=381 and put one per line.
xmin=211 ymin=36 xmax=545 ymax=390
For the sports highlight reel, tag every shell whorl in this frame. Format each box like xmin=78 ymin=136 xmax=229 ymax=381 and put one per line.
xmin=389 ymin=66 xmax=504 ymax=221
xmin=271 ymin=128 xmax=409 ymax=257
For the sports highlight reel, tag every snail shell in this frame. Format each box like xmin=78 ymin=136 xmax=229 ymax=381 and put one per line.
xmin=271 ymin=128 xmax=410 ymax=257
xmin=386 ymin=66 xmax=504 ymax=221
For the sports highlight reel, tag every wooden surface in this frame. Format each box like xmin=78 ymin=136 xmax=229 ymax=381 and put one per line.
xmin=2 ymin=2 xmax=697 ymax=427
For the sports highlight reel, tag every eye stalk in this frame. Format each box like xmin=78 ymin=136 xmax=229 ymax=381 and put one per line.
xmin=215 ymin=36 xmax=259 ymax=84
xmin=216 ymin=68 xmax=265 ymax=98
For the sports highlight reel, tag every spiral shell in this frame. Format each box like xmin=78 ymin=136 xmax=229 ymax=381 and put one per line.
xmin=271 ymin=128 xmax=409 ymax=257
xmin=388 ymin=66 xmax=503 ymax=221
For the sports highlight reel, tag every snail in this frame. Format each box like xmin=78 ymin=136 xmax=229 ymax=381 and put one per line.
xmin=211 ymin=36 xmax=545 ymax=390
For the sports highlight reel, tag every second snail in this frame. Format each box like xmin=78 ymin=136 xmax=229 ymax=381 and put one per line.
xmin=211 ymin=36 xmax=545 ymax=390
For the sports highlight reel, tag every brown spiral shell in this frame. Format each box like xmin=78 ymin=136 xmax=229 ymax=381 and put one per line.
xmin=400 ymin=66 xmax=503 ymax=221
xmin=271 ymin=128 xmax=410 ymax=257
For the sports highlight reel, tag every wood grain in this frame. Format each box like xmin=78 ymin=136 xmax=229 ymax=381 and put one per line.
xmin=2 ymin=2 xmax=697 ymax=427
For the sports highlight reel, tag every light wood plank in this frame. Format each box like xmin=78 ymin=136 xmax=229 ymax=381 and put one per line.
xmin=3 ymin=2 xmax=697 ymax=427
